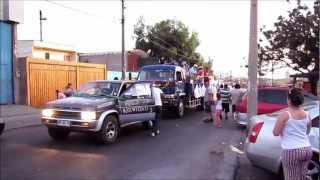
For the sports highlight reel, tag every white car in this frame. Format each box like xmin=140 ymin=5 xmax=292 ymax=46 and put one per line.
xmin=245 ymin=100 xmax=319 ymax=179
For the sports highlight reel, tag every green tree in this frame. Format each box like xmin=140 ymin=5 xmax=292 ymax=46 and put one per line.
xmin=258 ymin=0 xmax=319 ymax=93
xmin=133 ymin=17 xmax=203 ymax=65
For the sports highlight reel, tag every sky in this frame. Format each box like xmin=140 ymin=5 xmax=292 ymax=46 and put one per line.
xmin=17 ymin=0 xmax=314 ymax=78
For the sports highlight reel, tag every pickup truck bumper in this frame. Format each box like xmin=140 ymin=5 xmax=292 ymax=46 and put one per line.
xmin=162 ymin=98 xmax=178 ymax=109
xmin=42 ymin=117 xmax=98 ymax=132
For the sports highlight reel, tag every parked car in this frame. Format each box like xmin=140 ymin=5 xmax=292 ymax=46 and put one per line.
xmin=245 ymin=100 xmax=320 ymax=180
xmin=41 ymin=80 xmax=156 ymax=144
xmin=236 ymin=87 xmax=317 ymax=126
xmin=0 ymin=118 xmax=4 ymax=136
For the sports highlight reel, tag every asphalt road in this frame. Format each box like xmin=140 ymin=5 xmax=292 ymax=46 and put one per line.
xmin=0 ymin=110 xmax=242 ymax=180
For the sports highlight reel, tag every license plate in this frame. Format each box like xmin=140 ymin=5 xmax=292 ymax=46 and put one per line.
xmin=57 ymin=120 xmax=70 ymax=127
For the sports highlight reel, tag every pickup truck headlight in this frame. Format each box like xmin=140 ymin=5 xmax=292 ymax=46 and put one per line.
xmin=81 ymin=111 xmax=96 ymax=120
xmin=42 ymin=109 xmax=54 ymax=117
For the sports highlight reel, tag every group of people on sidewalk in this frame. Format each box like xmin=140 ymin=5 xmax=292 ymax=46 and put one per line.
xmin=203 ymin=78 xmax=244 ymax=128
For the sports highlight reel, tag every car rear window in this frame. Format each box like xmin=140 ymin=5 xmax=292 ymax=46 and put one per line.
xmin=258 ymin=89 xmax=288 ymax=105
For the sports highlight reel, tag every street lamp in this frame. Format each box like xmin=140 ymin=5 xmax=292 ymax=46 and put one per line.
xmin=39 ymin=10 xmax=47 ymax=42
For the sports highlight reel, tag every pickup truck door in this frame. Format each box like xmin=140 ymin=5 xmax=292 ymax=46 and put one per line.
xmin=175 ymin=70 xmax=185 ymax=95
xmin=117 ymin=82 xmax=155 ymax=125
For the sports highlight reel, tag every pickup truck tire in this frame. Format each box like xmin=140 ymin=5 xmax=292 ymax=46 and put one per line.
xmin=48 ymin=127 xmax=70 ymax=140
xmin=0 ymin=123 xmax=5 ymax=136
xmin=176 ymin=100 xmax=184 ymax=118
xmin=142 ymin=121 xmax=150 ymax=130
xmin=97 ymin=115 xmax=119 ymax=144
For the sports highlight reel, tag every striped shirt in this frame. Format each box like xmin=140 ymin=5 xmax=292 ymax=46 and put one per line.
xmin=220 ymin=88 xmax=231 ymax=103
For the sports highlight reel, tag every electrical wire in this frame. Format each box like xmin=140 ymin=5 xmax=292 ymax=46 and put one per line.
xmin=44 ymin=0 xmax=116 ymax=21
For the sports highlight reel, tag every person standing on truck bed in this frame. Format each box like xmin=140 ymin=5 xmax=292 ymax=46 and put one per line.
xmin=220 ymin=84 xmax=231 ymax=120
xmin=151 ymin=84 xmax=163 ymax=137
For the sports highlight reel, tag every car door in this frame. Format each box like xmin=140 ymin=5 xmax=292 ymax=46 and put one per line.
xmin=117 ymin=82 xmax=155 ymax=125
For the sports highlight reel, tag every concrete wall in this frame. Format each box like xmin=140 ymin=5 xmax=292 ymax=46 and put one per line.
xmin=79 ymin=53 xmax=128 ymax=71
xmin=0 ymin=0 xmax=23 ymax=23
xmin=16 ymin=40 xmax=33 ymax=58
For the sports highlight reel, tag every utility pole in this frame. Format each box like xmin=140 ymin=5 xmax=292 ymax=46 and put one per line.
xmin=39 ymin=10 xmax=47 ymax=42
xmin=271 ymin=60 xmax=274 ymax=86
xmin=121 ymin=0 xmax=126 ymax=80
xmin=247 ymin=0 xmax=258 ymax=119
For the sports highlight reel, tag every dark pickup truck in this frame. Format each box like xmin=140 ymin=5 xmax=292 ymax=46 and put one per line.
xmin=41 ymin=80 xmax=156 ymax=144
xmin=138 ymin=64 xmax=203 ymax=118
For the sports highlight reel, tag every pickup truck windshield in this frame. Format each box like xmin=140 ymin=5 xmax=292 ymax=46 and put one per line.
xmin=74 ymin=82 xmax=121 ymax=97
xmin=139 ymin=69 xmax=175 ymax=81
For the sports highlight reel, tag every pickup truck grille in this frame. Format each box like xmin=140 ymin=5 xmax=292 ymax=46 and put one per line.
xmin=52 ymin=110 xmax=81 ymax=119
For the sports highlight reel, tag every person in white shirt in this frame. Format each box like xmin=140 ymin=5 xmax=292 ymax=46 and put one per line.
xmin=230 ymin=84 xmax=243 ymax=120
xmin=273 ymin=88 xmax=312 ymax=180
xmin=151 ymin=84 xmax=163 ymax=137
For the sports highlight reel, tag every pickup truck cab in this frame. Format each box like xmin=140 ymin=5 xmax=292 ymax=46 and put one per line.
xmin=41 ymin=80 xmax=155 ymax=144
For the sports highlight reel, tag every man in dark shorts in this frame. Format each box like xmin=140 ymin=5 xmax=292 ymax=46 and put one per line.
xmin=219 ymin=84 xmax=231 ymax=120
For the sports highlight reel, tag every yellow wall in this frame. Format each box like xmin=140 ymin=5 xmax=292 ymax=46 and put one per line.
xmin=32 ymin=47 xmax=77 ymax=62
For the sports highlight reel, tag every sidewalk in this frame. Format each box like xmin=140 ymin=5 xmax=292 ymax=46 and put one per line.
xmin=0 ymin=105 xmax=41 ymax=131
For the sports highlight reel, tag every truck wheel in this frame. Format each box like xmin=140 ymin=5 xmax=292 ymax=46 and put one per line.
xmin=48 ymin=127 xmax=70 ymax=140
xmin=97 ymin=115 xmax=119 ymax=144
xmin=197 ymin=98 xmax=205 ymax=111
xmin=142 ymin=121 xmax=150 ymax=130
xmin=0 ymin=123 xmax=5 ymax=136
xmin=176 ymin=100 xmax=184 ymax=118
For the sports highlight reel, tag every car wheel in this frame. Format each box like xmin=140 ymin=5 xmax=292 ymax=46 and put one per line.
xmin=48 ymin=127 xmax=70 ymax=140
xmin=142 ymin=121 xmax=151 ymax=130
xmin=97 ymin=115 xmax=119 ymax=144
xmin=0 ymin=123 xmax=5 ymax=136
xmin=306 ymin=154 xmax=320 ymax=180
xmin=176 ymin=100 xmax=184 ymax=118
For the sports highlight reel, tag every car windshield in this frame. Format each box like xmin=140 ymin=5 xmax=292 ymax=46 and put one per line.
xmin=258 ymin=89 xmax=288 ymax=104
xmin=139 ymin=69 xmax=174 ymax=81
xmin=74 ymin=82 xmax=121 ymax=97
xmin=267 ymin=101 xmax=319 ymax=117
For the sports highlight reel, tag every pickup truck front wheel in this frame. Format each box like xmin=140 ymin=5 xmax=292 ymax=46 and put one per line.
xmin=48 ymin=127 xmax=70 ymax=140
xmin=0 ymin=123 xmax=5 ymax=136
xmin=97 ymin=115 xmax=119 ymax=144
xmin=176 ymin=100 xmax=184 ymax=118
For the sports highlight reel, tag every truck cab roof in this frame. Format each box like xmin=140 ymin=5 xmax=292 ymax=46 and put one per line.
xmin=141 ymin=64 xmax=184 ymax=72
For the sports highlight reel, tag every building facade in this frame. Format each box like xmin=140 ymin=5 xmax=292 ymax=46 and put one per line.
xmin=0 ymin=0 xmax=23 ymax=104
xmin=17 ymin=40 xmax=78 ymax=62
xmin=79 ymin=50 xmax=147 ymax=80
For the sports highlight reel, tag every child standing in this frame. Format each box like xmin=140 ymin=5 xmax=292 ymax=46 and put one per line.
xmin=215 ymin=93 xmax=223 ymax=128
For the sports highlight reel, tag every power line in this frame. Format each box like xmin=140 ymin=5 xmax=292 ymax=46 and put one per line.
xmin=148 ymin=39 xmax=193 ymax=61
xmin=44 ymin=0 xmax=115 ymax=21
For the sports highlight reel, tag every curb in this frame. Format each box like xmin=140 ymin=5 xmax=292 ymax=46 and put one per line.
xmin=1 ymin=114 xmax=42 ymax=131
